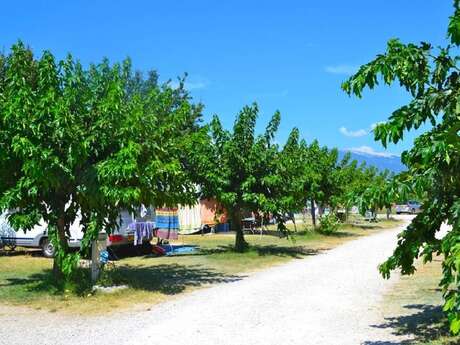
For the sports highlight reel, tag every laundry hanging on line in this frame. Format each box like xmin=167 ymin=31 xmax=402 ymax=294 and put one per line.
xmin=155 ymin=207 xmax=179 ymax=240
xmin=129 ymin=221 xmax=155 ymax=245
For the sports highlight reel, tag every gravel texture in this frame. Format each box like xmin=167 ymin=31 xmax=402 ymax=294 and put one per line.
xmin=0 ymin=217 xmax=413 ymax=345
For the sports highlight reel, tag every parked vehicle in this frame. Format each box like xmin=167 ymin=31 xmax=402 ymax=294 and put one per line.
xmin=0 ymin=208 xmax=152 ymax=258
xmin=395 ymin=201 xmax=421 ymax=214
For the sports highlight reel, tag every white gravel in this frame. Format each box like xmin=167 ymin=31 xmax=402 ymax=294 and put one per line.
xmin=0 ymin=218 xmax=412 ymax=345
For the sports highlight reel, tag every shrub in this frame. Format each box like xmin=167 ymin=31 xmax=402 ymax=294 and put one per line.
xmin=318 ymin=213 xmax=340 ymax=234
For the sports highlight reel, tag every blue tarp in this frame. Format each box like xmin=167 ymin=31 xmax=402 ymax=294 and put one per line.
xmin=160 ymin=244 xmax=198 ymax=256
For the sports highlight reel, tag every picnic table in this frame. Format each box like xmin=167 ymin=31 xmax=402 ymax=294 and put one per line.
xmin=242 ymin=217 xmax=256 ymax=233
xmin=241 ymin=217 xmax=267 ymax=236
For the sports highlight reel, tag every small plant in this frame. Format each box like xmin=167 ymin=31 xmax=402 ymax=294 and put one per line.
xmin=318 ymin=213 xmax=340 ymax=234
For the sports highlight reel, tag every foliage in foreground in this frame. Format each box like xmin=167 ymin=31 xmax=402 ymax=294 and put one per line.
xmin=343 ymin=0 xmax=460 ymax=334
xmin=0 ymin=42 xmax=202 ymax=279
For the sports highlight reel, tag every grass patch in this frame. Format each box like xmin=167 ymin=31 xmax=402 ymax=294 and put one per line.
xmin=0 ymin=216 xmax=402 ymax=315
xmin=377 ymin=257 xmax=460 ymax=344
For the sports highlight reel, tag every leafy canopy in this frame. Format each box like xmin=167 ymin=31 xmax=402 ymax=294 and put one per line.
xmin=343 ymin=1 xmax=460 ymax=334
xmin=192 ymin=103 xmax=304 ymax=250
xmin=0 ymin=42 xmax=202 ymax=278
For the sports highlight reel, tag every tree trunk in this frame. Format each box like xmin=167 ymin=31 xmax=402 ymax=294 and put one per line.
xmin=232 ymin=206 xmax=247 ymax=252
xmin=52 ymin=258 xmax=62 ymax=279
xmin=310 ymin=199 xmax=316 ymax=229
xmin=386 ymin=207 xmax=391 ymax=220
xmin=291 ymin=214 xmax=297 ymax=232
xmin=52 ymin=215 xmax=70 ymax=280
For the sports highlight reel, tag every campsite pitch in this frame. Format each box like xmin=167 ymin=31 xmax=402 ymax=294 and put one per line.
xmin=0 ymin=217 xmax=400 ymax=315
xmin=0 ymin=217 xmax=415 ymax=345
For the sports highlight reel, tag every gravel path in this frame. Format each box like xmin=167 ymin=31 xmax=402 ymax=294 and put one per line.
xmin=1 ymin=218 xmax=412 ymax=345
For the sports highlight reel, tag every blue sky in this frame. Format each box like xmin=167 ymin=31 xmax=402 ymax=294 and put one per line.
xmin=0 ymin=1 xmax=452 ymax=156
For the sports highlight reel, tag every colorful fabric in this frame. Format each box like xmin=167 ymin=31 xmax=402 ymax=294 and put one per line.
xmin=155 ymin=207 xmax=179 ymax=240
xmin=129 ymin=221 xmax=155 ymax=245
xmin=161 ymin=244 xmax=198 ymax=256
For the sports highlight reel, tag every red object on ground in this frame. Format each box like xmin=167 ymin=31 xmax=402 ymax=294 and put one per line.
xmin=108 ymin=234 xmax=124 ymax=243
xmin=152 ymin=245 xmax=166 ymax=256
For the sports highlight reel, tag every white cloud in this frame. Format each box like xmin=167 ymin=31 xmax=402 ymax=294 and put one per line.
xmin=339 ymin=126 xmax=368 ymax=138
xmin=346 ymin=146 xmax=399 ymax=158
xmin=339 ymin=121 xmax=386 ymax=138
xmin=325 ymin=64 xmax=358 ymax=75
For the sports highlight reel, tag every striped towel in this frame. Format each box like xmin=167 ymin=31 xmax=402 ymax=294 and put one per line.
xmin=155 ymin=207 xmax=179 ymax=240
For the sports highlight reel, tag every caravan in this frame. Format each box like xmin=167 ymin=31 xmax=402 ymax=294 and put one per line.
xmin=0 ymin=207 xmax=154 ymax=257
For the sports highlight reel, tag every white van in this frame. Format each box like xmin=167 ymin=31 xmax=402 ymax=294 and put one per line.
xmin=0 ymin=207 xmax=154 ymax=257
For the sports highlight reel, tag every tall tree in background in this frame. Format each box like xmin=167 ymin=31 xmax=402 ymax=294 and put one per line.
xmin=307 ymin=143 xmax=354 ymax=218
xmin=353 ymin=170 xmax=396 ymax=220
xmin=343 ymin=1 xmax=460 ymax=333
xmin=0 ymin=42 xmax=202 ymax=279
xmin=259 ymin=128 xmax=316 ymax=232
xmin=194 ymin=104 xmax=282 ymax=251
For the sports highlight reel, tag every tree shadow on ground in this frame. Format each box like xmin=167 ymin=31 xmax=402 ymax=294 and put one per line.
xmin=1 ymin=263 xmax=243 ymax=296
xmin=363 ymin=304 xmax=459 ymax=345
xmin=348 ymin=223 xmax=383 ymax=230
xmin=198 ymin=244 xmax=322 ymax=259
xmin=113 ymin=263 xmax=242 ymax=294
xmin=0 ymin=271 xmax=67 ymax=295
xmin=292 ymin=229 xmax=359 ymax=238
xmin=0 ymin=248 xmax=43 ymax=257
xmin=320 ymin=230 xmax=362 ymax=238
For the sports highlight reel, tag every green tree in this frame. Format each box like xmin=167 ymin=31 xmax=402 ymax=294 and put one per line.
xmin=353 ymin=170 xmax=396 ymax=220
xmin=0 ymin=42 xmax=202 ymax=279
xmin=340 ymin=161 xmax=373 ymax=219
xmin=262 ymin=128 xmax=315 ymax=231
xmin=342 ymin=1 xmax=460 ymax=333
xmin=307 ymin=143 xmax=356 ymax=218
xmin=193 ymin=103 xmax=284 ymax=251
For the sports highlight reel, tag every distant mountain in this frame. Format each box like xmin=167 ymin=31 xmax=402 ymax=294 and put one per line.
xmin=339 ymin=148 xmax=406 ymax=173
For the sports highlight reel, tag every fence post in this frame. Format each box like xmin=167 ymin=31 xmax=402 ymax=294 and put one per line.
xmin=91 ymin=231 xmax=107 ymax=283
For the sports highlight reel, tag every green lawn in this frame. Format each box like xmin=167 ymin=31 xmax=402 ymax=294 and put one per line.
xmin=0 ymin=216 xmax=401 ymax=315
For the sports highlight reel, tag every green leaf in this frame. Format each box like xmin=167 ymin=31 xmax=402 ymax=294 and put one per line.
xmin=450 ymin=318 xmax=460 ymax=335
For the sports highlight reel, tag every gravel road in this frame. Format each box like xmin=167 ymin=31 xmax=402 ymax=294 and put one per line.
xmin=1 ymin=217 xmax=413 ymax=345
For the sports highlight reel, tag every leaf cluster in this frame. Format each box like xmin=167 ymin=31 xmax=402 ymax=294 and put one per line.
xmin=342 ymin=1 xmax=460 ymax=333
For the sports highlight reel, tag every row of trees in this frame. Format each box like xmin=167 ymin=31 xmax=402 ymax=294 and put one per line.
xmin=189 ymin=103 xmax=397 ymax=251
xmin=3 ymin=0 xmax=459 ymax=335
xmin=0 ymin=42 xmax=392 ymax=277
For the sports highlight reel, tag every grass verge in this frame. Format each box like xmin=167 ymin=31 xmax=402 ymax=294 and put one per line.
xmin=0 ymin=216 xmax=402 ymax=315
xmin=379 ymin=257 xmax=460 ymax=344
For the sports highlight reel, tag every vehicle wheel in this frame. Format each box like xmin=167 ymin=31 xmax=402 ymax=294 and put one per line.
xmin=41 ymin=239 xmax=55 ymax=258
xmin=4 ymin=243 xmax=16 ymax=252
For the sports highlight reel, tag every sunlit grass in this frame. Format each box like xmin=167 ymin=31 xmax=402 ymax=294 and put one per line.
xmin=380 ymin=257 xmax=460 ymax=344
xmin=0 ymin=216 xmax=402 ymax=315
